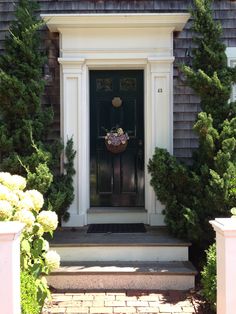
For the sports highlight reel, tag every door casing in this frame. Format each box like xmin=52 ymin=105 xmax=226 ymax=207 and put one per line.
xmin=59 ymin=58 xmax=173 ymax=227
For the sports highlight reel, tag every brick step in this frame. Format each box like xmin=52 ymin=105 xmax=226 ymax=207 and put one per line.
xmin=47 ymin=261 xmax=197 ymax=291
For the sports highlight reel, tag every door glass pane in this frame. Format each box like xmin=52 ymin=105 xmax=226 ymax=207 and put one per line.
xmin=120 ymin=78 xmax=136 ymax=91
xmin=96 ymin=78 xmax=112 ymax=91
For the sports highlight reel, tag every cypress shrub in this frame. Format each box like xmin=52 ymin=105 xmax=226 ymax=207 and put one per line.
xmin=0 ymin=0 xmax=75 ymax=222
xmin=148 ymin=0 xmax=236 ymax=247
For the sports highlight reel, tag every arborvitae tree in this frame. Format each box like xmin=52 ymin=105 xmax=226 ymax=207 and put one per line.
xmin=148 ymin=0 xmax=236 ymax=247
xmin=0 ymin=0 xmax=49 ymax=170
xmin=0 ymin=0 xmax=75 ymax=222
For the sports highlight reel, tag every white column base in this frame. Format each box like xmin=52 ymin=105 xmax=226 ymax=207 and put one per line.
xmin=62 ymin=213 xmax=87 ymax=227
xmin=148 ymin=213 xmax=166 ymax=226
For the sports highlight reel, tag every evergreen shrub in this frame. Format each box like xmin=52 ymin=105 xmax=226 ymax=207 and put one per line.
xmin=201 ymin=243 xmax=216 ymax=310
xmin=148 ymin=0 xmax=236 ymax=247
xmin=149 ymin=1 xmax=236 ymax=310
xmin=0 ymin=0 xmax=75 ymax=223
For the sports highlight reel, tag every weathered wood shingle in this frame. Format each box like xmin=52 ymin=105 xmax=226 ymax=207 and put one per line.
xmin=1 ymin=0 xmax=236 ymax=162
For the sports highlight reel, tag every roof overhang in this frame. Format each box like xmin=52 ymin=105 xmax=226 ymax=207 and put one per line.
xmin=41 ymin=13 xmax=190 ymax=32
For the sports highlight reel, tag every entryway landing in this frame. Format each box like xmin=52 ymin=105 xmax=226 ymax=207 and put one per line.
xmin=50 ymin=226 xmax=191 ymax=247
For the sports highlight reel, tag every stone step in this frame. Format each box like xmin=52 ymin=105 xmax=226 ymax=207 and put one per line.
xmin=50 ymin=226 xmax=191 ymax=262
xmin=52 ymin=244 xmax=189 ymax=262
xmin=47 ymin=261 xmax=197 ymax=291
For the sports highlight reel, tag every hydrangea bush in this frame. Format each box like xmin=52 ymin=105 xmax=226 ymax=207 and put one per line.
xmin=0 ymin=172 xmax=60 ymax=311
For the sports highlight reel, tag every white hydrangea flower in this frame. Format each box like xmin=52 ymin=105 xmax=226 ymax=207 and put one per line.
xmin=0 ymin=200 xmax=13 ymax=220
xmin=15 ymin=190 xmax=26 ymax=200
xmin=37 ymin=211 xmax=58 ymax=233
xmin=13 ymin=209 xmax=35 ymax=228
xmin=0 ymin=184 xmax=11 ymax=199
xmin=0 ymin=185 xmax=10 ymax=200
xmin=25 ymin=190 xmax=44 ymax=212
xmin=45 ymin=250 xmax=60 ymax=271
xmin=7 ymin=192 xmax=19 ymax=207
xmin=11 ymin=175 xmax=26 ymax=190
xmin=18 ymin=196 xmax=35 ymax=211
xmin=0 ymin=184 xmax=20 ymax=207
xmin=0 ymin=172 xmax=26 ymax=191
xmin=43 ymin=240 xmax=50 ymax=252
xmin=0 ymin=172 xmax=12 ymax=184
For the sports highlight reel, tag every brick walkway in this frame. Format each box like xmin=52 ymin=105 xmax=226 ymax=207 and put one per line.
xmin=42 ymin=290 xmax=205 ymax=314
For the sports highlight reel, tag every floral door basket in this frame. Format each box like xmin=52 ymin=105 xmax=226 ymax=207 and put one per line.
xmin=105 ymin=127 xmax=129 ymax=154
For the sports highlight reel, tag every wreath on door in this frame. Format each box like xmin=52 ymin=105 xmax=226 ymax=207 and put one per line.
xmin=105 ymin=127 xmax=129 ymax=154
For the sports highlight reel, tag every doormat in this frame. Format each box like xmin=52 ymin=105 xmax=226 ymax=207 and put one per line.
xmin=87 ymin=223 xmax=146 ymax=233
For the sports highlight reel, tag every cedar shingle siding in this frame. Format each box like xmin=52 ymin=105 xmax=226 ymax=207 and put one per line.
xmin=1 ymin=0 xmax=236 ymax=162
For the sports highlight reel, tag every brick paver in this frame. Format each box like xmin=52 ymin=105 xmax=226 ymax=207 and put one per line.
xmin=42 ymin=290 xmax=205 ymax=314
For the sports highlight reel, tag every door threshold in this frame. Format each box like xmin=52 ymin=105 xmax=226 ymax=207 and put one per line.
xmin=88 ymin=207 xmax=147 ymax=213
xmin=87 ymin=207 xmax=147 ymax=224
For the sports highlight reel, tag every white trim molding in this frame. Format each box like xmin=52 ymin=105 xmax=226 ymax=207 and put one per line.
xmin=42 ymin=13 xmax=190 ymax=227
xmin=42 ymin=13 xmax=190 ymax=32
xmin=226 ymin=47 xmax=236 ymax=102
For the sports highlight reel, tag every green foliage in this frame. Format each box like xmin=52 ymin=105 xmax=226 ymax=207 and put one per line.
xmin=201 ymin=243 xmax=216 ymax=310
xmin=0 ymin=0 xmax=47 ymax=149
xmin=21 ymin=271 xmax=40 ymax=314
xmin=148 ymin=0 xmax=236 ymax=247
xmin=21 ymin=233 xmax=52 ymax=308
xmin=0 ymin=0 xmax=75 ymax=222
xmin=47 ymin=138 xmax=76 ymax=222
xmin=181 ymin=0 xmax=236 ymax=127
xmin=148 ymin=148 xmax=207 ymax=242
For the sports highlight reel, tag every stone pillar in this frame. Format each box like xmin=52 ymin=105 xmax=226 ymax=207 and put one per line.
xmin=210 ymin=218 xmax=236 ymax=314
xmin=0 ymin=221 xmax=25 ymax=314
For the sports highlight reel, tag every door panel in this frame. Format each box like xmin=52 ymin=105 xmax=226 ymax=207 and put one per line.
xmin=97 ymin=150 xmax=113 ymax=194
xmin=121 ymin=152 xmax=137 ymax=193
xmin=90 ymin=70 xmax=144 ymax=207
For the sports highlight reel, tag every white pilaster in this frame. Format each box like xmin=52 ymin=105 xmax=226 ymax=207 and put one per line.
xmin=0 ymin=222 xmax=25 ymax=314
xmin=59 ymin=58 xmax=89 ymax=226
xmin=210 ymin=218 xmax=236 ymax=314
xmin=146 ymin=57 xmax=174 ymax=226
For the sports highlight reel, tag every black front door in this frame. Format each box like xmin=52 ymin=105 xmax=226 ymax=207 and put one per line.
xmin=90 ymin=70 xmax=144 ymax=207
